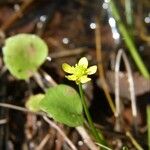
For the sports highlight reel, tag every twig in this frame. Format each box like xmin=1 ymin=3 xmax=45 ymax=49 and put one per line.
xmin=36 ymin=133 xmax=50 ymax=150
xmin=95 ymin=18 xmax=115 ymax=114
xmin=43 ymin=116 xmax=77 ymax=150
xmin=36 ymin=133 xmax=51 ymax=150
xmin=41 ymin=70 xmax=57 ymax=87
xmin=114 ymin=49 xmax=138 ymax=132
xmin=0 ymin=0 xmax=35 ymax=32
xmin=139 ymin=32 xmax=150 ymax=43
xmin=55 ymin=126 xmax=65 ymax=150
xmin=33 ymin=72 xmax=46 ymax=92
xmin=96 ymin=143 xmax=112 ymax=150
xmin=0 ymin=103 xmax=77 ymax=150
xmin=114 ymin=49 xmax=143 ymax=150
xmin=0 ymin=103 xmax=45 ymax=117
xmin=50 ymin=48 xmax=86 ymax=59
xmin=76 ymin=126 xmax=99 ymax=150
xmin=126 ymin=131 xmax=144 ymax=150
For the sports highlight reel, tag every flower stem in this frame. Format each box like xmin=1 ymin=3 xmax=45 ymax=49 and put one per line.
xmin=78 ymin=83 xmax=105 ymax=144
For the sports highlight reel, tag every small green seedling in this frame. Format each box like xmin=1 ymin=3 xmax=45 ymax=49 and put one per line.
xmin=26 ymin=85 xmax=84 ymax=127
xmin=40 ymin=84 xmax=84 ymax=127
xmin=2 ymin=34 xmax=48 ymax=79
xmin=26 ymin=94 xmax=45 ymax=112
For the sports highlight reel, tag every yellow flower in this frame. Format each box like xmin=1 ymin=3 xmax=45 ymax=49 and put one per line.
xmin=62 ymin=57 xmax=97 ymax=84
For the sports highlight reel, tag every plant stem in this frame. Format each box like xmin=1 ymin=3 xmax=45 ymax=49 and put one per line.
xmin=95 ymin=18 xmax=115 ymax=114
xmin=109 ymin=0 xmax=150 ymax=79
xmin=147 ymin=105 xmax=150 ymax=150
xmin=78 ymin=83 xmax=104 ymax=144
xmin=126 ymin=131 xmax=143 ymax=150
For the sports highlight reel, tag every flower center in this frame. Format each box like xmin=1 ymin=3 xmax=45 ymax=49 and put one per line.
xmin=74 ymin=65 xmax=87 ymax=78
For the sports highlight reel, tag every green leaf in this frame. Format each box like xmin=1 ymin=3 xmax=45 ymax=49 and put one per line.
xmin=2 ymin=34 xmax=48 ymax=80
xmin=26 ymin=94 xmax=45 ymax=112
xmin=40 ymin=84 xmax=84 ymax=127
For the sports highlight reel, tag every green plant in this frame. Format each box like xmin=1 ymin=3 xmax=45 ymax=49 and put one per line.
xmin=26 ymin=94 xmax=45 ymax=112
xmin=147 ymin=105 xmax=150 ymax=150
xmin=2 ymin=34 xmax=109 ymax=149
xmin=40 ymin=84 xmax=84 ymax=127
xmin=109 ymin=0 xmax=150 ymax=79
xmin=2 ymin=33 xmax=48 ymax=79
xmin=62 ymin=57 xmax=106 ymax=145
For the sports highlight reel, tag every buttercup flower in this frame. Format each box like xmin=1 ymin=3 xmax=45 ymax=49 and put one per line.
xmin=62 ymin=57 xmax=97 ymax=84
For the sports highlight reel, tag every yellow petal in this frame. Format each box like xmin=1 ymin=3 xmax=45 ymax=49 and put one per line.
xmin=87 ymin=66 xmax=97 ymax=75
xmin=62 ymin=63 xmax=75 ymax=74
xmin=78 ymin=57 xmax=88 ymax=68
xmin=66 ymin=75 xmax=77 ymax=81
xmin=80 ymin=75 xmax=91 ymax=84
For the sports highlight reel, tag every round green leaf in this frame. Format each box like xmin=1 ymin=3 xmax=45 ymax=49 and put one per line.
xmin=26 ymin=94 xmax=45 ymax=112
xmin=40 ymin=84 xmax=84 ymax=127
xmin=2 ymin=34 xmax=48 ymax=79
